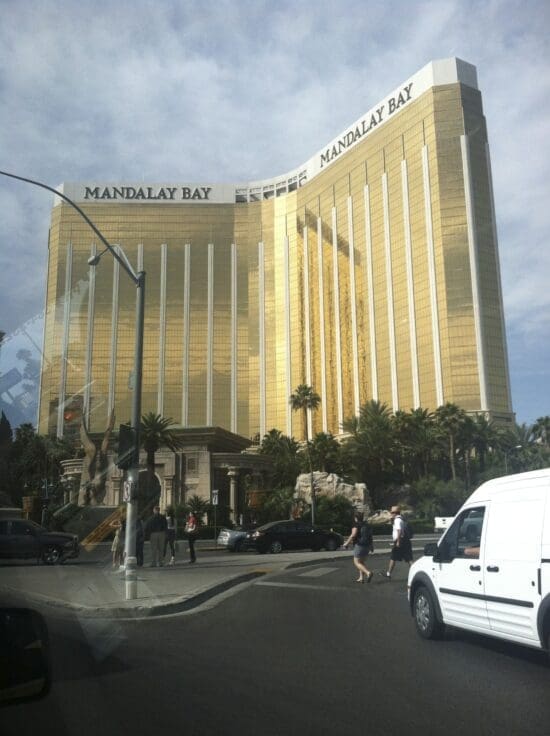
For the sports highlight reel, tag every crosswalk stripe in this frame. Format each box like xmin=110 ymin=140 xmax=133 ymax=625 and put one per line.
xmin=255 ymin=581 xmax=350 ymax=592
xmin=298 ymin=567 xmax=339 ymax=578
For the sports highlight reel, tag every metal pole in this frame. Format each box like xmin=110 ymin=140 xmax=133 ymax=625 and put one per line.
xmin=124 ymin=271 xmax=145 ymax=600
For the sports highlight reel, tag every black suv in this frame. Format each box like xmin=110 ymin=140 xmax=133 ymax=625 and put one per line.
xmin=0 ymin=518 xmax=79 ymax=565
xmin=242 ymin=520 xmax=343 ymax=554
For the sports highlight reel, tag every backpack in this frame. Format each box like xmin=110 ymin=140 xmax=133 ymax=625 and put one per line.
xmin=357 ymin=522 xmax=373 ymax=547
xmin=399 ymin=516 xmax=414 ymax=541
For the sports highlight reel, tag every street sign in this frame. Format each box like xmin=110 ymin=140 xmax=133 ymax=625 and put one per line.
xmin=123 ymin=480 xmax=136 ymax=502
xmin=212 ymin=489 xmax=219 ymax=506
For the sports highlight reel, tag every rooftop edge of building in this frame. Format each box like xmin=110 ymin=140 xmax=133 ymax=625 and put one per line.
xmin=55 ymin=56 xmax=478 ymax=207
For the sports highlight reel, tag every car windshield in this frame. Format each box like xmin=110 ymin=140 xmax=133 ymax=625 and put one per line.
xmin=1 ymin=6 xmax=549 ymax=735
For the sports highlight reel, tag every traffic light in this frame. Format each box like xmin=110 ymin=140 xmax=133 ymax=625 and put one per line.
xmin=117 ymin=423 xmax=136 ymax=470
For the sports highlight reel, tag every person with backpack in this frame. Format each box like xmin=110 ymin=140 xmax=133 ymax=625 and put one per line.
xmin=343 ymin=511 xmax=374 ymax=584
xmin=384 ymin=505 xmax=413 ymax=579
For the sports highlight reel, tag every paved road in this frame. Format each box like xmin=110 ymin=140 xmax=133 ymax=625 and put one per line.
xmin=2 ymin=555 xmax=549 ymax=736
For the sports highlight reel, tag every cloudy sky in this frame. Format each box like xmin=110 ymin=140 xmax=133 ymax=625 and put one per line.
xmin=0 ymin=0 xmax=548 ymax=427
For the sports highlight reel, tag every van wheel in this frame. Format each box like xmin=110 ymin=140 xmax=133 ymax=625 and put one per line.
xmin=413 ymin=586 xmax=444 ymax=639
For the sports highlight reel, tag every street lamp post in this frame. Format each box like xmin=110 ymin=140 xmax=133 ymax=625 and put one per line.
xmin=0 ymin=170 xmax=145 ymax=600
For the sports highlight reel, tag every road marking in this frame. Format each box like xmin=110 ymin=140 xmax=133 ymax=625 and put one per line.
xmin=298 ymin=567 xmax=339 ymax=578
xmin=255 ymin=581 xmax=348 ymax=592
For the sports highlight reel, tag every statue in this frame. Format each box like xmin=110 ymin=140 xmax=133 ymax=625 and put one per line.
xmin=78 ymin=412 xmax=115 ymax=506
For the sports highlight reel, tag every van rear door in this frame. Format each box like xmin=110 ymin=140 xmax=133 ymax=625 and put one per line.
xmin=483 ymin=488 xmax=545 ymax=643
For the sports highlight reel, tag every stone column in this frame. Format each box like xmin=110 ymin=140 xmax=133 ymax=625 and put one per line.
xmin=110 ymin=474 xmax=123 ymax=506
xmin=164 ymin=475 xmax=174 ymax=509
xmin=227 ymin=467 xmax=239 ymax=523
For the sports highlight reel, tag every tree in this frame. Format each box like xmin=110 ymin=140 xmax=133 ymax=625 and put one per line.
xmin=140 ymin=413 xmax=183 ymax=506
xmin=259 ymin=429 xmax=301 ymax=490
xmin=341 ymin=400 xmax=397 ymax=506
xmin=257 ymin=486 xmax=297 ymax=523
xmin=289 ymin=385 xmax=321 ymax=523
xmin=309 ymin=432 xmax=342 ymax=474
xmin=532 ymin=416 xmax=550 ymax=448
xmin=407 ymin=408 xmax=438 ymax=479
xmin=434 ymin=403 xmax=468 ymax=481
xmin=3 ymin=424 xmax=73 ymax=506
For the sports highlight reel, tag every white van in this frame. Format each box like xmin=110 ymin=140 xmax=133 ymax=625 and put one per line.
xmin=408 ymin=468 xmax=550 ymax=660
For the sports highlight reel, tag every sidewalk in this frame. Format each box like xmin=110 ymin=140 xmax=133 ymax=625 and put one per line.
xmin=0 ymin=541 xmax=432 ymax=619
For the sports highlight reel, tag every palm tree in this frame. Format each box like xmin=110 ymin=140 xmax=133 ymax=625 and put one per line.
xmin=533 ymin=416 xmax=550 ymax=448
xmin=470 ymin=414 xmax=500 ymax=473
xmin=342 ymin=400 xmax=396 ymax=505
xmin=434 ymin=403 xmax=468 ymax=482
xmin=407 ymin=408 xmax=437 ymax=479
xmin=289 ymin=384 xmax=321 ymax=523
xmin=309 ymin=432 xmax=341 ymax=473
xmin=140 ymin=412 xmax=183 ymax=506
xmin=259 ymin=429 xmax=301 ymax=490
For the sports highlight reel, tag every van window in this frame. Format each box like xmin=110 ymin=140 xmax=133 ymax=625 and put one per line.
xmin=442 ymin=507 xmax=485 ymax=560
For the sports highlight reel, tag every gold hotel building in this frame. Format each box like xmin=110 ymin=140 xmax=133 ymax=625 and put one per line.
xmin=38 ymin=57 xmax=513 ymax=442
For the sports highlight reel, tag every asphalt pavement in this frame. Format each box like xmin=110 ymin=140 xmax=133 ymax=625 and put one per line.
xmin=0 ymin=536 xmax=436 ymax=618
xmin=2 ymin=549 xmax=549 ymax=736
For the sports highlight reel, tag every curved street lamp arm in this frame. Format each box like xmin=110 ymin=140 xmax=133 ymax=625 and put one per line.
xmin=0 ymin=169 xmax=138 ymax=284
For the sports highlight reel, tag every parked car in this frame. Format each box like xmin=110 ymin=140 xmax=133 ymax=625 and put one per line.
xmin=217 ymin=524 xmax=257 ymax=552
xmin=408 ymin=468 xmax=550 ymax=661
xmin=242 ymin=520 xmax=344 ymax=554
xmin=0 ymin=518 xmax=79 ymax=565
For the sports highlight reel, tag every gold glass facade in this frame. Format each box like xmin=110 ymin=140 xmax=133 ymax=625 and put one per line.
xmin=39 ymin=61 xmax=512 ymax=442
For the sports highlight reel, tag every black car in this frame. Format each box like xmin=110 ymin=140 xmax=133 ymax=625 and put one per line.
xmin=0 ymin=518 xmax=79 ymax=565
xmin=242 ymin=520 xmax=343 ymax=554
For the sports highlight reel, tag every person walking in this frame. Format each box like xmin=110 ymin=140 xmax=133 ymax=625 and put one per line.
xmin=343 ymin=511 xmax=374 ymax=583
xmin=185 ymin=511 xmax=198 ymax=563
xmin=164 ymin=507 xmax=177 ymax=565
xmin=145 ymin=505 xmax=167 ymax=567
xmin=384 ymin=505 xmax=413 ymax=579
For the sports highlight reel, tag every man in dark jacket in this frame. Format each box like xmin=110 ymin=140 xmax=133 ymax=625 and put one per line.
xmin=144 ymin=505 xmax=167 ymax=567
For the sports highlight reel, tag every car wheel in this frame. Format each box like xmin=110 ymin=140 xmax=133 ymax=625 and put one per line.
xmin=268 ymin=540 xmax=283 ymax=554
xmin=234 ymin=540 xmax=244 ymax=553
xmin=413 ymin=586 xmax=444 ymax=640
xmin=42 ymin=545 xmax=62 ymax=565
xmin=324 ymin=538 xmax=338 ymax=552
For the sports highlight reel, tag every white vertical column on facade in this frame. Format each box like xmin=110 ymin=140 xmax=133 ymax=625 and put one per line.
xmin=363 ymin=186 xmax=378 ymax=401
xmin=181 ymin=243 xmax=191 ymax=426
xmin=317 ymin=218 xmax=328 ymax=432
xmin=347 ymin=197 xmax=361 ymax=417
xmin=107 ymin=247 xmax=120 ymax=417
xmin=231 ymin=243 xmax=238 ymax=433
xmin=83 ymin=242 xmax=97 ymax=424
xmin=422 ymin=145 xmax=444 ymax=406
xmin=332 ymin=208 xmax=344 ymax=429
xmin=206 ymin=242 xmax=214 ymax=426
xmin=284 ymin=233 xmax=292 ymax=436
xmin=302 ymin=226 xmax=313 ymax=439
xmin=382 ymin=174 xmax=399 ymax=412
xmin=258 ymin=241 xmax=266 ymax=437
xmin=485 ymin=142 xmax=513 ymax=411
xmin=461 ymin=135 xmax=489 ymax=410
xmin=56 ymin=242 xmax=73 ymax=438
xmin=157 ymin=243 xmax=167 ymax=415
xmin=401 ymin=160 xmax=420 ymax=408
